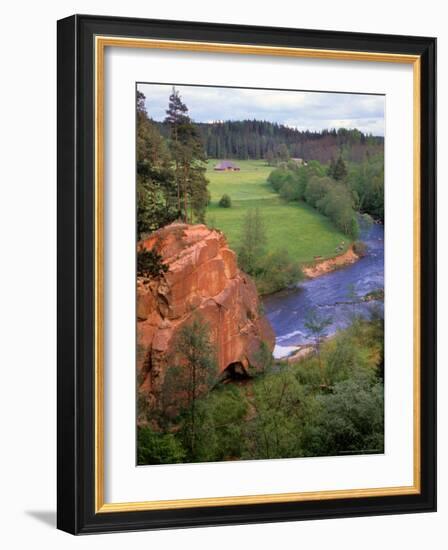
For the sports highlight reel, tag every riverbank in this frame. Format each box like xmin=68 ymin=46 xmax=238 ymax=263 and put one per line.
xmin=302 ymin=244 xmax=360 ymax=279
xmin=277 ymin=344 xmax=315 ymax=363
xmin=263 ymin=223 xmax=384 ymax=357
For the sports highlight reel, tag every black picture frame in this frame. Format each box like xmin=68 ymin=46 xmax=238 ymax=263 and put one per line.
xmin=57 ymin=14 xmax=436 ymax=534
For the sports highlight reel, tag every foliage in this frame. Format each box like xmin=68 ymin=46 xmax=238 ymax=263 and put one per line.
xmin=291 ymin=318 xmax=384 ymax=457
xmin=136 ymin=248 xmax=168 ymax=278
xmin=323 ymin=331 xmax=371 ymax=384
xmin=304 ymin=309 xmax=333 ymax=384
xmin=348 ymin=153 xmax=385 ymax=221
xmin=164 ymin=87 xmax=209 ymax=223
xmin=266 ymin=149 xmax=384 ymax=239
xmin=242 ymin=319 xmax=384 ymax=461
xmin=137 ymin=426 xmax=186 ymax=465
xmin=274 ymin=143 xmax=290 ymax=163
xmin=255 ymin=249 xmax=303 ymax=294
xmin=201 ymin=386 xmax=248 ymax=460
xmin=304 ymin=175 xmax=333 ymax=207
xmin=250 ymin=340 xmax=274 ymax=376
xmin=136 ymin=90 xmax=178 ymax=237
xmin=243 ymin=370 xmax=305 ymax=459
xmin=268 ymin=166 xmax=292 ymax=192
xmin=218 ymin=193 xmax=232 ymax=208
xmin=268 ymin=161 xmax=360 ymax=239
xmin=236 ymin=208 xmax=302 ymax=294
xmin=363 ymin=288 xmax=384 ymax=302
xmin=268 ymin=166 xmax=306 ymax=201
xmin=328 ymin=155 xmax=348 ymax=181
xmin=316 ymin=183 xmax=359 ymax=237
xmin=161 ymin=315 xmax=217 ymax=458
xmin=308 ymin=376 xmax=384 ymax=456
xmin=140 ymin=318 xmax=385 ymax=465
xmin=237 ymin=208 xmax=267 ymax=275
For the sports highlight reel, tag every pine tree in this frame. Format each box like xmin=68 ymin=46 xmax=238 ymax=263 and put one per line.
xmin=165 ymin=87 xmax=189 ymax=215
xmin=164 ymin=88 xmax=209 ymax=223
xmin=136 ymin=91 xmax=177 ymax=237
xmin=333 ymin=155 xmax=348 ymax=181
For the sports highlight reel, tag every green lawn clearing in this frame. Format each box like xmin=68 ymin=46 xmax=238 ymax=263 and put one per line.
xmin=206 ymin=159 xmax=349 ymax=265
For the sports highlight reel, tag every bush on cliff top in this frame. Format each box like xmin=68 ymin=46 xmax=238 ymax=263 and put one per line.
xmin=137 ymin=248 xmax=168 ymax=278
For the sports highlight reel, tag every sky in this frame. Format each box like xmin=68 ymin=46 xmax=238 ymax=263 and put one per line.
xmin=137 ymin=83 xmax=385 ymax=136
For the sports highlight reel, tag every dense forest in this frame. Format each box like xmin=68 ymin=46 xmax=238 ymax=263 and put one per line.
xmin=154 ymin=119 xmax=384 ymax=164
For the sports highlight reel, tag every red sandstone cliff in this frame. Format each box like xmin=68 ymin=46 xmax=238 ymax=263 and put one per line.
xmin=137 ymin=223 xmax=275 ymax=408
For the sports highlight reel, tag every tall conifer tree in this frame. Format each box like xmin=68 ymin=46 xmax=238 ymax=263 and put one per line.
xmin=136 ymin=90 xmax=177 ymax=237
xmin=164 ymin=88 xmax=209 ymax=223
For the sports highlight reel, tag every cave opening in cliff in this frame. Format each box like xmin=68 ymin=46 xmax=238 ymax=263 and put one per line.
xmin=222 ymin=361 xmax=250 ymax=383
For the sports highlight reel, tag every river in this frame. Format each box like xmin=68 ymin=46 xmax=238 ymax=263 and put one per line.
xmin=263 ymin=223 xmax=384 ymax=358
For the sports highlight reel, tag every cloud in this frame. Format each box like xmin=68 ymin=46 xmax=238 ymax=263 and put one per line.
xmin=137 ymin=83 xmax=385 ymax=136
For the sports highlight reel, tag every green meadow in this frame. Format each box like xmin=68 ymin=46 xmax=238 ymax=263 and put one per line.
xmin=205 ymin=159 xmax=349 ymax=265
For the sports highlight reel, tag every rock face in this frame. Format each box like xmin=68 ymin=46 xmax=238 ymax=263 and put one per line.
xmin=137 ymin=223 xmax=275 ymax=407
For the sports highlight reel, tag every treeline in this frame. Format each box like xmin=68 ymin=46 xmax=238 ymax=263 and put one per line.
xmin=154 ymin=119 xmax=383 ymax=164
xmin=137 ymin=310 xmax=384 ymax=464
xmin=268 ymin=153 xmax=384 ymax=238
xmin=136 ymin=89 xmax=209 ymax=239
xmin=269 ymin=158 xmax=359 ymax=238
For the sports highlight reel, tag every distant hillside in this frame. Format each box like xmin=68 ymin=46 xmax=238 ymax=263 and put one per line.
xmin=154 ymin=119 xmax=383 ymax=163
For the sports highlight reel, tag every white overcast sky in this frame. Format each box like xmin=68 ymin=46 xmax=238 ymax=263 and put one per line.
xmin=137 ymin=83 xmax=385 ymax=136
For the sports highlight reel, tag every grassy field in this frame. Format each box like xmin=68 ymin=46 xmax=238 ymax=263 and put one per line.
xmin=206 ymin=159 xmax=349 ymax=265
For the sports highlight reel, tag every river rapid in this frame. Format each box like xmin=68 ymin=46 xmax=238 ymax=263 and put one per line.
xmin=263 ymin=223 xmax=384 ymax=358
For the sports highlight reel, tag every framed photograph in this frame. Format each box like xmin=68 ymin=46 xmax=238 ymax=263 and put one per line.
xmin=57 ymin=14 xmax=436 ymax=534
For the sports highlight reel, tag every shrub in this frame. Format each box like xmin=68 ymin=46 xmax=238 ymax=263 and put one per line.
xmin=256 ymin=249 xmax=302 ymax=295
xmin=304 ymin=176 xmax=332 ymax=207
xmin=268 ymin=167 xmax=307 ymax=202
xmin=267 ymin=167 xmax=290 ymax=192
xmin=205 ymin=386 xmax=248 ymax=460
xmin=137 ymin=248 xmax=168 ymax=278
xmin=137 ymin=426 xmax=186 ymax=465
xmin=279 ymin=174 xmax=304 ymax=202
xmin=218 ymin=194 xmax=232 ymax=208
xmin=310 ymin=376 xmax=384 ymax=456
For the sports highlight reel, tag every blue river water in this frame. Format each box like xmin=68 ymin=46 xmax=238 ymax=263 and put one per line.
xmin=263 ymin=223 xmax=384 ymax=358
